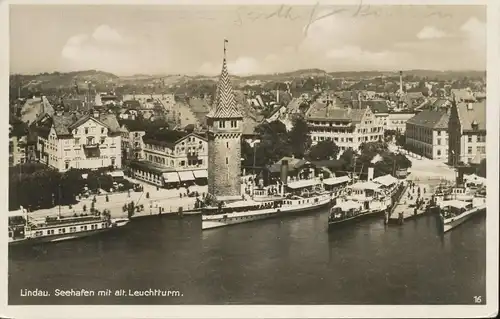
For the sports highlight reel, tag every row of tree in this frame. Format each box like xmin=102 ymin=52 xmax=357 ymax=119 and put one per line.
xmin=8 ymin=164 xmax=120 ymax=211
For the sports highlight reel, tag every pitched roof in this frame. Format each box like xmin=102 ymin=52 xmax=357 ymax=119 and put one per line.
xmin=123 ymin=100 xmax=141 ymax=108
xmin=306 ymin=98 xmax=366 ymax=122
xmin=363 ymin=100 xmax=389 ymax=113
xmin=268 ymin=157 xmax=308 ymax=173
xmin=456 ymin=100 xmax=486 ymax=131
xmin=142 ymin=131 xmax=205 ymax=149
xmin=51 ymin=113 xmax=121 ymax=136
xmin=406 ymin=109 xmax=449 ymax=129
xmin=206 ymin=51 xmax=242 ymax=119
xmin=452 ymin=89 xmax=476 ymax=102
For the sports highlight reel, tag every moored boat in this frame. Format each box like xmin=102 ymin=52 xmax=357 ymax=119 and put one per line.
xmin=202 ymin=191 xmax=332 ymax=230
xmin=8 ymin=208 xmax=129 ymax=246
xmin=328 ymin=180 xmax=391 ymax=228
xmin=437 ymin=197 xmax=486 ymax=233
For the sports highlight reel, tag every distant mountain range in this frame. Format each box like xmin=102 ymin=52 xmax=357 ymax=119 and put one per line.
xmin=10 ymin=68 xmax=486 ymax=91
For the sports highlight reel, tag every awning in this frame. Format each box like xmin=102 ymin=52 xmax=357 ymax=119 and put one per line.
xmin=178 ymin=171 xmax=195 ymax=182
xmin=349 ymin=181 xmax=381 ymax=191
xmin=439 ymin=200 xmax=470 ymax=209
xmin=323 ymin=176 xmax=350 ymax=186
xmin=162 ymin=172 xmax=180 ymax=183
xmin=373 ymin=174 xmax=398 ymax=187
xmin=108 ymin=171 xmax=125 ymax=178
xmin=193 ymin=170 xmax=208 ymax=179
xmin=286 ymin=179 xmax=321 ymax=189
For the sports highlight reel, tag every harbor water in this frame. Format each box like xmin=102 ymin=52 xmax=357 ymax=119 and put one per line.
xmin=8 ymin=209 xmax=486 ymax=305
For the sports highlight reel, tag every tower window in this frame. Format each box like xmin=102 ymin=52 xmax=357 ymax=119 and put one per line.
xmin=219 ymin=121 xmax=226 ymax=129
xmin=226 ymin=157 xmax=228 ymax=164
xmin=226 ymin=142 xmax=229 ymax=148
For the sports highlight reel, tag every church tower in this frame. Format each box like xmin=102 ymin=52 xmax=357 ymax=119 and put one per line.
xmin=206 ymin=40 xmax=243 ymax=201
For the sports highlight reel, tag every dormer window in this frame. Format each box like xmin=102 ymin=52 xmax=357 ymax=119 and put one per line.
xmin=471 ymin=120 xmax=479 ymax=131
xmin=230 ymin=120 xmax=238 ymax=128
xmin=219 ymin=121 xmax=226 ymax=129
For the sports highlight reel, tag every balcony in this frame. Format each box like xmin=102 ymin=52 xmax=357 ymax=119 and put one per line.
xmin=83 ymin=142 xmax=99 ymax=149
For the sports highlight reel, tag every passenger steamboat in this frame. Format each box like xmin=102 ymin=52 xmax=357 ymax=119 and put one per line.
xmin=328 ymin=179 xmax=394 ymax=228
xmin=8 ymin=207 xmax=129 ymax=246
xmin=433 ymin=173 xmax=487 ymax=233
xmin=202 ymin=190 xmax=332 ymax=230
xmin=201 ymin=171 xmax=352 ymax=230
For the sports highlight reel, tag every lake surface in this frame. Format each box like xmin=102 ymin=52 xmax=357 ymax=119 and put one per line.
xmin=8 ymin=209 xmax=486 ymax=305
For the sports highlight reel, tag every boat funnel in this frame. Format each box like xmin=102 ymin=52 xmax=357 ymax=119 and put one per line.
xmin=280 ymin=160 xmax=289 ymax=185
xmin=367 ymin=166 xmax=374 ymax=181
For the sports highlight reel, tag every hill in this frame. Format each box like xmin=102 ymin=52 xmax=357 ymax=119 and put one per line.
xmin=11 ymin=70 xmax=119 ymax=91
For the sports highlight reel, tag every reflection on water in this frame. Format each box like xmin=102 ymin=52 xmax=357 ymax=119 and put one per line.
xmin=9 ymin=209 xmax=485 ymax=305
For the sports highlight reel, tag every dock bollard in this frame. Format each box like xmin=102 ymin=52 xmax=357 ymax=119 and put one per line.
xmin=398 ymin=212 xmax=404 ymax=225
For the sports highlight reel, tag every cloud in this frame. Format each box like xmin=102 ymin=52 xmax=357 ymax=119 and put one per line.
xmin=92 ymin=25 xmax=125 ymax=43
xmin=460 ymin=17 xmax=486 ymax=51
xmin=416 ymin=26 xmax=447 ymax=39
xmin=300 ymin=10 xmax=364 ymax=52
xmin=61 ymin=25 xmax=136 ymax=74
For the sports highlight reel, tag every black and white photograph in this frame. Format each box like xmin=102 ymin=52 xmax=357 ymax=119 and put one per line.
xmin=1 ymin=0 xmax=498 ymax=318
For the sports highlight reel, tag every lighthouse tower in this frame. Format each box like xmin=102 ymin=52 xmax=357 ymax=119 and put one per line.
xmin=206 ymin=40 xmax=243 ymax=201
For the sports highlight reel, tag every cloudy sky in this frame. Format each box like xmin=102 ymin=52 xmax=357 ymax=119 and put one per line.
xmin=10 ymin=4 xmax=486 ymax=76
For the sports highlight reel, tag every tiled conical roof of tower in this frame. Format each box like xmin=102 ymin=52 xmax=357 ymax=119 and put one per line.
xmin=207 ymin=47 xmax=242 ymax=119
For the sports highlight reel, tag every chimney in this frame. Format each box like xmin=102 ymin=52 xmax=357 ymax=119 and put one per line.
xmin=367 ymin=164 xmax=374 ymax=181
xmin=280 ymin=160 xmax=289 ymax=185
xmin=277 ymin=88 xmax=280 ymax=104
xmin=399 ymin=70 xmax=403 ymax=94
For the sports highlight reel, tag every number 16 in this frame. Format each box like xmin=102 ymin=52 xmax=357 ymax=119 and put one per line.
xmin=474 ymin=296 xmax=482 ymax=303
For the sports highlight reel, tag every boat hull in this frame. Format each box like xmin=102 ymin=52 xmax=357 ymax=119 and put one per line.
xmin=202 ymin=197 xmax=331 ymax=230
xmin=328 ymin=209 xmax=386 ymax=229
xmin=9 ymin=220 xmax=129 ymax=246
xmin=440 ymin=206 xmax=486 ymax=233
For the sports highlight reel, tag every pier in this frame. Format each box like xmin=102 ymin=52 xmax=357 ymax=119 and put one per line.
xmin=387 ymin=181 xmax=435 ymax=225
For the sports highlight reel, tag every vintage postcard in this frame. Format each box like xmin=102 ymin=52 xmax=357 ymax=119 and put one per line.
xmin=1 ymin=0 xmax=498 ymax=318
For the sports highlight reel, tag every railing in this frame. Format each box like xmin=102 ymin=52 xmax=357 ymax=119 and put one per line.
xmin=388 ymin=183 xmax=409 ymax=218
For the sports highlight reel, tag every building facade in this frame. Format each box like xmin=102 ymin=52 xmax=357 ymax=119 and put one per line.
xmin=142 ymin=132 xmax=208 ymax=171
xmin=405 ymin=110 xmax=449 ymax=161
xmin=387 ymin=111 xmax=417 ymax=133
xmin=448 ymin=100 xmax=486 ymax=166
xmin=34 ymin=111 xmax=122 ymax=172
xmin=206 ymin=48 xmax=243 ymax=200
xmin=306 ymin=98 xmax=385 ymax=152
xmin=9 ymin=135 xmax=27 ymax=166
xmin=120 ymin=124 xmax=146 ymax=160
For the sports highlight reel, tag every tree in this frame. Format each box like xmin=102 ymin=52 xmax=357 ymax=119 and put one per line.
xmin=241 ymin=140 xmax=256 ymax=167
xmin=253 ymin=120 xmax=292 ymax=166
xmin=339 ymin=148 xmax=356 ymax=171
xmin=288 ymin=116 xmax=311 ymax=159
xmin=307 ymin=140 xmax=339 ymax=161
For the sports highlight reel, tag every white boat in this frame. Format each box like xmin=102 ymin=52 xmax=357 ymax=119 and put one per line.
xmin=202 ymin=192 xmax=332 ymax=230
xmin=438 ymin=197 xmax=486 ymax=233
xmin=328 ymin=181 xmax=392 ymax=228
xmin=8 ymin=208 xmax=129 ymax=246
